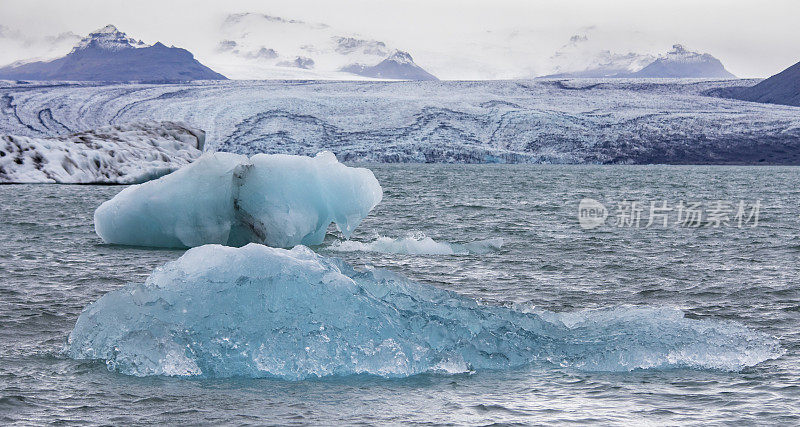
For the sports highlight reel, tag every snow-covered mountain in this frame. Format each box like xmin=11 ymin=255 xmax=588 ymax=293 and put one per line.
xmin=725 ymin=60 xmax=800 ymax=106
xmin=341 ymin=51 xmax=437 ymax=80
xmin=208 ymin=13 xmax=435 ymax=80
xmin=543 ymin=39 xmax=734 ymax=79
xmin=72 ymin=24 xmax=148 ymax=51
xmin=0 ymin=25 xmax=226 ymax=82
xmin=544 ymin=35 xmax=656 ymax=78
xmin=545 ymin=51 xmax=655 ymax=78
xmin=630 ymin=45 xmax=735 ymax=78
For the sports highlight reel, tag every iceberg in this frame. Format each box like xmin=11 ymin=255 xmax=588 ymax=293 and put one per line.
xmin=66 ymin=244 xmax=782 ymax=379
xmin=93 ymin=151 xmax=382 ymax=248
xmin=0 ymin=122 xmax=204 ymax=184
xmin=330 ymin=234 xmax=504 ymax=255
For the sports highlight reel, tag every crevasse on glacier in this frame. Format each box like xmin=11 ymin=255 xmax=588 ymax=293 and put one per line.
xmin=66 ymin=244 xmax=782 ymax=380
xmin=93 ymin=151 xmax=383 ymax=248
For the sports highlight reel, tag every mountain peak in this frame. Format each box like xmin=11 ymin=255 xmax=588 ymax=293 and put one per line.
xmin=94 ymin=24 xmax=121 ymax=34
xmin=669 ymin=44 xmax=688 ymax=55
xmin=387 ymin=50 xmax=414 ymax=65
xmin=632 ymin=44 xmax=735 ymax=78
xmin=341 ymin=50 xmax=437 ymax=80
xmin=658 ymin=44 xmax=717 ymax=64
xmin=73 ymin=24 xmax=147 ymax=52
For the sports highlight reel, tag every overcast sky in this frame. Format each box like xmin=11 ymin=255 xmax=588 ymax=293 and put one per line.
xmin=1 ymin=0 xmax=798 ymax=78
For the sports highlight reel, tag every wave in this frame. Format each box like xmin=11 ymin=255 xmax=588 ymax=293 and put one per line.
xmin=329 ymin=234 xmax=504 ymax=255
xmin=66 ymin=244 xmax=782 ymax=379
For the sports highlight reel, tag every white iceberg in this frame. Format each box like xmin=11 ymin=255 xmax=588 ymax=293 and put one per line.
xmin=0 ymin=121 xmax=204 ymax=184
xmin=330 ymin=234 xmax=504 ymax=255
xmin=66 ymin=244 xmax=782 ymax=379
xmin=93 ymin=151 xmax=382 ymax=248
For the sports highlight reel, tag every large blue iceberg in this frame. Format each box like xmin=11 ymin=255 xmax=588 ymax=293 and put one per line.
xmin=94 ymin=152 xmax=382 ymax=248
xmin=66 ymin=244 xmax=782 ymax=379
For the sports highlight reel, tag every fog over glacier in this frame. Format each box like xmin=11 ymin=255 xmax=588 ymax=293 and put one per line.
xmin=1 ymin=0 xmax=799 ymax=79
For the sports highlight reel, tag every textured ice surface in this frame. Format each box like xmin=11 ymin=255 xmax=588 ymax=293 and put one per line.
xmin=2 ymin=80 xmax=800 ymax=164
xmin=331 ymin=235 xmax=504 ymax=255
xmin=0 ymin=122 xmax=203 ymax=183
xmin=94 ymin=151 xmax=382 ymax=248
xmin=66 ymin=244 xmax=782 ymax=379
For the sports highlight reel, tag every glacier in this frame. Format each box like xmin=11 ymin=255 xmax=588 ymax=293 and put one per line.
xmin=0 ymin=121 xmax=204 ymax=184
xmin=1 ymin=79 xmax=799 ymax=164
xmin=66 ymin=244 xmax=782 ymax=379
xmin=93 ymin=151 xmax=382 ymax=248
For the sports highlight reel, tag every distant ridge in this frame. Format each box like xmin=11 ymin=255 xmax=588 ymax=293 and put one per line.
xmin=0 ymin=25 xmax=226 ymax=82
xmin=542 ymin=44 xmax=735 ymax=79
xmin=630 ymin=45 xmax=735 ymax=78
xmin=727 ymin=60 xmax=800 ymax=106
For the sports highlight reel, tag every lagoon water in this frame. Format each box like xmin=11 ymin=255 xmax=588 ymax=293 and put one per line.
xmin=2 ymin=164 xmax=799 ymax=424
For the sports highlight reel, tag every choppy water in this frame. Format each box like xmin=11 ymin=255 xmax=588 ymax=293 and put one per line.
xmin=2 ymin=164 xmax=799 ymax=425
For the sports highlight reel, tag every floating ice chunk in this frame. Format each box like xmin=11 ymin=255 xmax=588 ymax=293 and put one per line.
xmin=93 ymin=151 xmax=382 ymax=248
xmin=94 ymin=152 xmax=246 ymax=248
xmin=66 ymin=244 xmax=782 ymax=379
xmin=237 ymin=151 xmax=384 ymax=247
xmin=0 ymin=122 xmax=204 ymax=184
xmin=330 ymin=234 xmax=503 ymax=255
xmin=462 ymin=237 xmax=505 ymax=254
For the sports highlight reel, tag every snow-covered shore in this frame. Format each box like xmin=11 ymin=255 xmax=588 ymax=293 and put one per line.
xmin=0 ymin=121 xmax=204 ymax=183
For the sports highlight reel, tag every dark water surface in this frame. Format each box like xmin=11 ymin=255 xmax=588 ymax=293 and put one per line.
xmin=1 ymin=164 xmax=799 ymax=425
